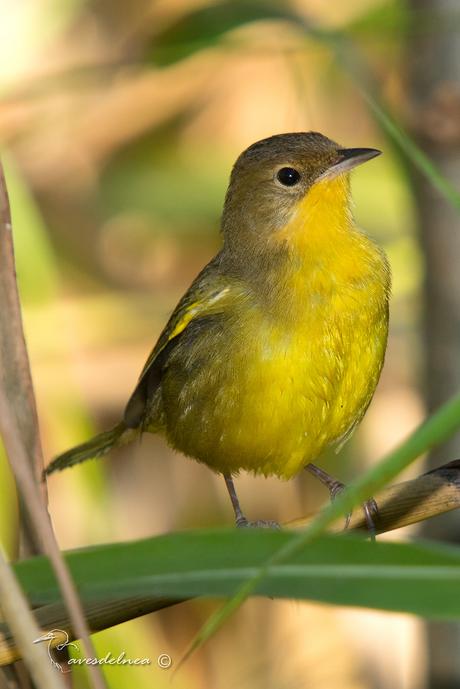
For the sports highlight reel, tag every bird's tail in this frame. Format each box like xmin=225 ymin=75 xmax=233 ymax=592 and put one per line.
xmin=44 ymin=422 xmax=136 ymax=476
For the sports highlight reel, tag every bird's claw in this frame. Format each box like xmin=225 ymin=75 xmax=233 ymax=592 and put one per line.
xmin=362 ymin=497 xmax=379 ymax=540
xmin=323 ymin=479 xmax=352 ymax=530
xmin=326 ymin=481 xmax=379 ymax=537
xmin=305 ymin=463 xmax=379 ymax=538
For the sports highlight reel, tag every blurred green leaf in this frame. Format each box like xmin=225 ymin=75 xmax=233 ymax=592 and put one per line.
xmin=100 ymin=128 xmax=227 ymax=234
xmin=148 ymin=0 xmax=301 ymax=65
xmin=13 ymin=530 xmax=460 ymax=618
xmin=146 ymin=0 xmax=460 ymax=219
xmin=0 ymin=439 xmax=19 ymax=560
xmin=347 ymin=2 xmax=460 ymax=39
xmin=4 ymin=158 xmax=58 ymax=305
xmin=346 ymin=1 xmax=411 ymax=38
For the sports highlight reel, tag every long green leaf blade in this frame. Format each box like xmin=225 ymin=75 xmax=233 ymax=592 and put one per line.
xmin=13 ymin=530 xmax=460 ymax=618
xmin=183 ymin=389 xmax=460 ymax=658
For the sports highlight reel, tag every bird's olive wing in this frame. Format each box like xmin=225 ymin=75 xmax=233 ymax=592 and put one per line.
xmin=123 ymin=277 xmax=234 ymax=429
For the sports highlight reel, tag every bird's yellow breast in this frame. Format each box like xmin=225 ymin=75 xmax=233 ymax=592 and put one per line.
xmin=163 ymin=176 xmax=390 ymax=478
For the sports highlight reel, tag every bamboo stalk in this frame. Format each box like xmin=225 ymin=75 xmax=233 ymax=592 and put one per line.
xmin=0 ymin=459 xmax=459 ymax=667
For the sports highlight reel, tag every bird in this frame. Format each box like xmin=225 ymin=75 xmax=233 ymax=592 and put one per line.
xmin=45 ymin=132 xmax=390 ymax=529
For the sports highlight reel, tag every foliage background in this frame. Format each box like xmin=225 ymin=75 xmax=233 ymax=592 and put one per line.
xmin=1 ymin=1 xmax=457 ymax=687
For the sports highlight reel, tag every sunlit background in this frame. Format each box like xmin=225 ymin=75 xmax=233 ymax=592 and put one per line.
xmin=1 ymin=0 xmax=458 ymax=687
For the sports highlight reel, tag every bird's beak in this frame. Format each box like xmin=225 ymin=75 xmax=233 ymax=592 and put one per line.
xmin=318 ymin=147 xmax=381 ymax=182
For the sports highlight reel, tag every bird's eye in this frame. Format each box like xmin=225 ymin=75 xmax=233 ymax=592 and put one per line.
xmin=276 ymin=167 xmax=301 ymax=187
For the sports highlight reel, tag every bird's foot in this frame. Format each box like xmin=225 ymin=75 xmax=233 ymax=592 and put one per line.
xmin=324 ymin=478 xmax=353 ymax=531
xmin=330 ymin=484 xmax=379 ymax=538
xmin=361 ymin=497 xmax=379 ymax=539
xmin=305 ymin=463 xmax=379 ymax=538
xmin=224 ymin=475 xmax=280 ymax=530
xmin=236 ymin=517 xmax=280 ymax=529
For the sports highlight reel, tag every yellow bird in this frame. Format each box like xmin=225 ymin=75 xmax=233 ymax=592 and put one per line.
xmin=45 ymin=132 xmax=390 ymax=528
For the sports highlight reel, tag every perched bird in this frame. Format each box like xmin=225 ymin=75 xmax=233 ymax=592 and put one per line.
xmin=45 ymin=132 xmax=390 ymax=528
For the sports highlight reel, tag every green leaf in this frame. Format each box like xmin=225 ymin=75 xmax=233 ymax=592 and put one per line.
xmin=13 ymin=529 xmax=460 ymax=618
xmin=148 ymin=0 xmax=301 ymax=65
xmin=184 ymin=389 xmax=460 ymax=657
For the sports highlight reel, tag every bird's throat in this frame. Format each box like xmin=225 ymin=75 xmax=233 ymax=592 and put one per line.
xmin=277 ymin=175 xmax=353 ymax=257
xmin=263 ymin=175 xmax=384 ymax=315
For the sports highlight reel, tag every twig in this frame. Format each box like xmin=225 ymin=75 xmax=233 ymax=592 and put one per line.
xmin=0 ymin=161 xmax=106 ymax=689
xmin=0 ymin=458 xmax=459 ymax=666
xmin=0 ymin=161 xmax=43 ymax=557
xmin=288 ymin=459 xmax=460 ymax=532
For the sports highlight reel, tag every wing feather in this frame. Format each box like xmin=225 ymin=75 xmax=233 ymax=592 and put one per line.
xmin=123 ymin=260 xmax=236 ymax=428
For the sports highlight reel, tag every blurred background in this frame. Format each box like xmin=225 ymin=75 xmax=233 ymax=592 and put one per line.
xmin=1 ymin=0 xmax=459 ymax=687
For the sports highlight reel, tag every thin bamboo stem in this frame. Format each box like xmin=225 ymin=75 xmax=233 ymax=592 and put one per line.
xmin=0 ymin=550 xmax=64 ymax=687
xmin=0 ymin=162 xmax=106 ymax=689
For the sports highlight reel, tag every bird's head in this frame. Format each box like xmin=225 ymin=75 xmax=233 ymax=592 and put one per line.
xmin=221 ymin=132 xmax=381 ymax=257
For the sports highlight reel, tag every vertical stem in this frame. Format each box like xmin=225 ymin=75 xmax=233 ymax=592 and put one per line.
xmin=0 ymin=161 xmax=106 ymax=689
xmin=408 ymin=2 xmax=460 ymax=686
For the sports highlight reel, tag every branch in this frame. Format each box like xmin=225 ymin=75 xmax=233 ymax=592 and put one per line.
xmin=288 ymin=459 xmax=460 ymax=532
xmin=0 ymin=161 xmax=106 ymax=689
xmin=0 ymin=459 xmax=458 ymax=666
